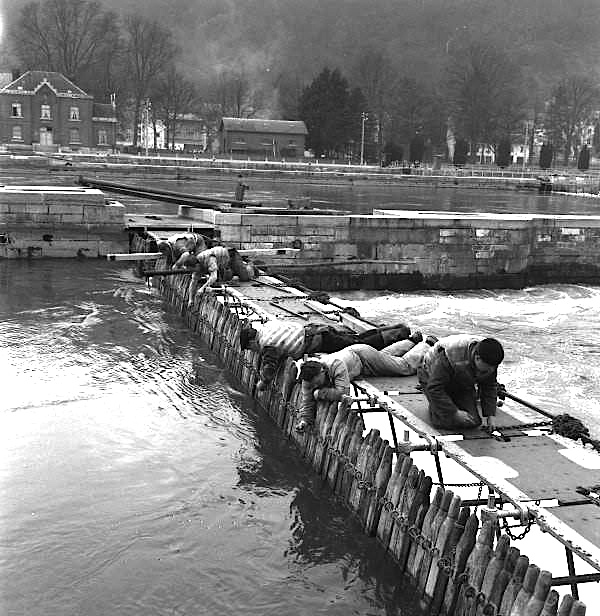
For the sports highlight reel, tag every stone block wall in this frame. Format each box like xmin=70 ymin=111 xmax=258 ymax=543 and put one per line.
xmin=179 ymin=207 xmax=600 ymax=290
xmin=0 ymin=187 xmax=126 ymax=258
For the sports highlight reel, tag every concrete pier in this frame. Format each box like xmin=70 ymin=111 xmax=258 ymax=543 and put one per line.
xmin=182 ymin=206 xmax=600 ymax=290
xmin=0 ymin=186 xmax=126 ymax=258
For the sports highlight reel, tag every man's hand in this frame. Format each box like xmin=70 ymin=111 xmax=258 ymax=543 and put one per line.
xmin=339 ymin=394 xmax=353 ymax=410
xmin=484 ymin=416 xmax=496 ymax=430
xmin=313 ymin=388 xmax=321 ymax=401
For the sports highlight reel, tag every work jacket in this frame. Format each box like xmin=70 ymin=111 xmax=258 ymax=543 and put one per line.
xmin=254 ymin=319 xmax=307 ymax=359
xmin=420 ymin=334 xmax=498 ymax=419
xmin=195 ymin=246 xmax=230 ymax=278
xmin=298 ymin=347 xmax=363 ymax=422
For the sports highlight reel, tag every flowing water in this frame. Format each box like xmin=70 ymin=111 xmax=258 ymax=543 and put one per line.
xmin=1 ymin=169 xmax=599 ymax=614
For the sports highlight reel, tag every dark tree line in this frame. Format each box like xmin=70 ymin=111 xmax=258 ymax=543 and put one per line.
xmin=10 ymin=0 xmax=600 ymax=163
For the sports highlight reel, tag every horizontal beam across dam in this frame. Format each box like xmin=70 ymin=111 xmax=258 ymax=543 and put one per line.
xmin=134 ymin=237 xmax=595 ymax=613
xmin=178 ymin=206 xmax=600 ymax=291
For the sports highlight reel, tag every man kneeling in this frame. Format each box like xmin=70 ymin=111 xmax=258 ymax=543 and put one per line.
xmin=296 ymin=340 xmax=433 ymax=432
xmin=417 ymin=335 xmax=504 ymax=430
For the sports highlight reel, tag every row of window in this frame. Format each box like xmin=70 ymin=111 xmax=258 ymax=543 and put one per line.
xmin=11 ymin=102 xmax=81 ymax=120
xmin=232 ymin=138 xmax=298 ymax=146
xmin=10 ymin=125 xmax=109 ymax=144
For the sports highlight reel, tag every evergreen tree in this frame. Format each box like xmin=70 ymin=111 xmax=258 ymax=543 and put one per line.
xmin=453 ymin=138 xmax=469 ymax=165
xmin=496 ymin=139 xmax=512 ymax=167
xmin=409 ymin=133 xmax=425 ymax=164
xmin=577 ymin=145 xmax=590 ymax=171
xmin=539 ymin=143 xmax=553 ymax=169
xmin=298 ymin=67 xmax=365 ymax=158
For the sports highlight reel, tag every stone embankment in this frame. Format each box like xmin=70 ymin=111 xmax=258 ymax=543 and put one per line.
xmin=0 ymin=186 xmax=127 ymax=258
xmin=180 ymin=207 xmax=600 ymax=290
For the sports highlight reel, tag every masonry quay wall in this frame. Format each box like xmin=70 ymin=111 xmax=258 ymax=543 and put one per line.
xmin=0 ymin=187 xmax=127 ymax=258
xmin=138 ymin=243 xmax=585 ymax=616
xmin=186 ymin=207 xmax=600 ymax=290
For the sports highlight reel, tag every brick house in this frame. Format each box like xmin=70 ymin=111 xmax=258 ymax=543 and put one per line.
xmin=218 ymin=117 xmax=307 ymax=160
xmin=0 ymin=70 xmax=117 ymax=152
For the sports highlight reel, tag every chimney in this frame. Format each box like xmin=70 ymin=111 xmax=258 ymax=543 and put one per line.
xmin=11 ymin=68 xmax=21 ymax=81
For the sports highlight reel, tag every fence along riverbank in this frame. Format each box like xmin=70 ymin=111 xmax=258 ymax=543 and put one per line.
xmin=135 ymin=242 xmax=594 ymax=615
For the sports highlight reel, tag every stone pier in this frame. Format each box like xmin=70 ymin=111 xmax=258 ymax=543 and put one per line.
xmin=0 ymin=186 xmax=126 ymax=258
xmin=182 ymin=206 xmax=600 ymax=290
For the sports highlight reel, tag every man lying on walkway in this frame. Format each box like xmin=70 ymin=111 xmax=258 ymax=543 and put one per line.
xmin=240 ymin=319 xmax=417 ymax=391
xmin=417 ymin=335 xmax=504 ymax=431
xmin=156 ymin=232 xmax=207 ymax=265
xmin=172 ymin=245 xmax=256 ymax=306
xmin=296 ymin=338 xmax=436 ymax=432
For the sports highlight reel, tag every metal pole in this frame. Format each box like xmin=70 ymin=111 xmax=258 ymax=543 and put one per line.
xmin=360 ymin=112 xmax=367 ymax=165
xmin=145 ymin=100 xmax=149 ymax=158
xmin=565 ymin=547 xmax=580 ymax=599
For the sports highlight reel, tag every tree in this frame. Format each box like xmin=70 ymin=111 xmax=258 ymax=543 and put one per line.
xmin=453 ymin=138 xmax=469 ymax=166
xmin=409 ymin=133 xmax=425 ymax=164
xmin=13 ymin=0 xmax=121 ymax=100
xmin=123 ymin=15 xmax=176 ymax=147
xmin=577 ymin=144 xmax=590 ymax=171
xmin=445 ymin=41 xmax=525 ymax=152
xmin=352 ymin=48 xmax=395 ymax=163
xmin=539 ymin=142 xmax=554 ymax=169
xmin=151 ymin=69 xmax=197 ymax=150
xmin=496 ymin=139 xmax=512 ymax=168
xmin=298 ymin=67 xmax=365 ymax=159
xmin=548 ymin=75 xmax=599 ymax=165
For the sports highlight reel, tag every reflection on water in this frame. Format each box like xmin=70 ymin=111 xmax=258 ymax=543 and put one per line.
xmin=0 ymin=260 xmax=424 ymax=616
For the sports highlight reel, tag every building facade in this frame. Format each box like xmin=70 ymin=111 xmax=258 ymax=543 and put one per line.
xmin=0 ymin=71 xmax=117 ymax=152
xmin=219 ymin=118 xmax=307 ymax=160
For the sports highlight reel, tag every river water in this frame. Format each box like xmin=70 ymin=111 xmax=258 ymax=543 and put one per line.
xmin=1 ymin=169 xmax=599 ymax=614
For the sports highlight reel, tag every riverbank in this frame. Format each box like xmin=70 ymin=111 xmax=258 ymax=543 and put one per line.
xmin=0 ymin=150 xmax=553 ymax=190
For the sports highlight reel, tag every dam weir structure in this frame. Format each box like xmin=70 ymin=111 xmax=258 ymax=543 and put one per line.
xmin=133 ymin=244 xmax=599 ymax=615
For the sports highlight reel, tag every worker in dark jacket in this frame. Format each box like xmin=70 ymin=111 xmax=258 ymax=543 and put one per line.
xmin=240 ymin=319 xmax=418 ymax=391
xmin=417 ymin=335 xmax=504 ymax=430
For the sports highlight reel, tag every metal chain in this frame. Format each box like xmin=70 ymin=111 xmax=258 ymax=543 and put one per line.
xmin=501 ymin=515 xmax=533 ymax=540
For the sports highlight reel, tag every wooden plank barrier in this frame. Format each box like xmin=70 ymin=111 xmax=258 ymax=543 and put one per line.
xmin=145 ymin=261 xmax=584 ymax=616
xmin=426 ymin=505 xmax=471 ymax=614
xmin=418 ymin=489 xmax=455 ymax=591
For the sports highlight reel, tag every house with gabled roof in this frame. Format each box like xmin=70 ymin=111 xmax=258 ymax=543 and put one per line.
xmin=218 ymin=117 xmax=307 ymax=160
xmin=0 ymin=70 xmax=117 ymax=152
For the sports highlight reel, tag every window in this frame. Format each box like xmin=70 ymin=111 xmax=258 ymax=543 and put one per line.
xmin=232 ymin=138 xmax=246 ymax=145
xmin=11 ymin=126 xmax=22 ymax=140
xmin=69 ymin=106 xmax=80 ymax=121
xmin=288 ymin=139 xmax=297 ymax=147
xmin=69 ymin=128 xmax=80 ymax=143
xmin=98 ymin=129 xmax=108 ymax=145
xmin=41 ymin=104 xmax=51 ymax=119
xmin=11 ymin=103 xmax=22 ymax=118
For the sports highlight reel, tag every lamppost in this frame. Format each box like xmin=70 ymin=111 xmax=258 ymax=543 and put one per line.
xmin=360 ymin=112 xmax=368 ymax=165
xmin=144 ymin=98 xmax=151 ymax=157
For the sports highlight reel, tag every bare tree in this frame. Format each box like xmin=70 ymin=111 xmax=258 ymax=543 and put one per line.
xmin=151 ymin=69 xmax=197 ymax=149
xmin=123 ymin=15 xmax=176 ymax=147
xmin=201 ymin=69 xmax=254 ymax=119
xmin=352 ymin=48 xmax=396 ymax=162
xmin=547 ymin=75 xmax=600 ymax=165
xmin=13 ymin=0 xmax=121 ymax=99
xmin=445 ymin=41 xmax=525 ymax=154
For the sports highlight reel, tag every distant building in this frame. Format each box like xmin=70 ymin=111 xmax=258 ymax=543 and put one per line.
xmin=218 ymin=117 xmax=307 ymax=160
xmin=0 ymin=70 xmax=117 ymax=152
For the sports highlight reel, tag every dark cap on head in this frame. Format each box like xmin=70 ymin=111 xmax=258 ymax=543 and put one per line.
xmin=240 ymin=326 xmax=257 ymax=350
xmin=476 ymin=338 xmax=504 ymax=366
xmin=298 ymin=360 xmax=323 ymax=381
